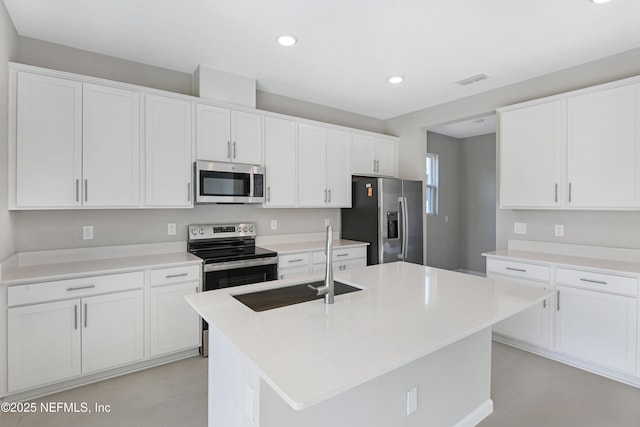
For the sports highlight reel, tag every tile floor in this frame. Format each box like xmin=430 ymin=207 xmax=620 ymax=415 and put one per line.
xmin=2 ymin=342 xmax=640 ymax=426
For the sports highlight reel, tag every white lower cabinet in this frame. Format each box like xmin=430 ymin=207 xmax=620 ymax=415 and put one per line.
xmin=555 ymin=284 xmax=637 ymax=374
xmin=486 ymin=259 xmax=552 ymax=348
xmin=150 ymin=281 xmax=201 ymax=356
xmin=277 ymin=246 xmax=367 ymax=280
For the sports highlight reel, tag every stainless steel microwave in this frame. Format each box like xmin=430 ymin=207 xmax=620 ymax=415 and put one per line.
xmin=194 ymin=160 xmax=265 ymax=204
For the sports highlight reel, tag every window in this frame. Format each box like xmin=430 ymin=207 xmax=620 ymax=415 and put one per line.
xmin=426 ymin=153 xmax=438 ymax=215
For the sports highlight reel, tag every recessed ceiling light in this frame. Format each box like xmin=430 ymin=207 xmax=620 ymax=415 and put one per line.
xmin=388 ymin=76 xmax=404 ymax=84
xmin=592 ymin=0 xmax=612 ymax=3
xmin=277 ymin=35 xmax=297 ymax=47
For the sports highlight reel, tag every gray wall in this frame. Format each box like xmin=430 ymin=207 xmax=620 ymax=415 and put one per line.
xmin=459 ymin=134 xmax=496 ymax=273
xmin=425 ymin=132 xmax=460 ymax=271
xmin=7 ymin=37 xmax=386 ymax=253
xmin=0 ymin=2 xmax=17 ymax=260
xmin=386 ymin=47 xmax=640 ymax=251
xmin=425 ymin=132 xmax=496 ymax=273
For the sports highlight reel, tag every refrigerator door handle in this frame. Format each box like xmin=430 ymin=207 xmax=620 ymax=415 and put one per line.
xmin=398 ymin=196 xmax=409 ymax=261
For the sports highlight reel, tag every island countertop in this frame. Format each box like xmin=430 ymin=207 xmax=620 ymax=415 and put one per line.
xmin=186 ymin=261 xmax=552 ymax=410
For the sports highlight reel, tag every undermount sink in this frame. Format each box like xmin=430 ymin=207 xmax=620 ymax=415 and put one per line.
xmin=233 ymin=281 xmax=362 ymax=312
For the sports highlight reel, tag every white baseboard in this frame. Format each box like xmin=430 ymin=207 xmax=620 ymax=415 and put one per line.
xmin=453 ymin=399 xmax=493 ymax=427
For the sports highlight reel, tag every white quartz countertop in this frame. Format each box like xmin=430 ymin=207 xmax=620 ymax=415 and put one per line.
xmin=185 ymin=261 xmax=552 ymax=410
xmin=259 ymin=239 xmax=368 ymax=254
xmin=1 ymin=248 xmax=201 ymax=285
xmin=484 ymin=249 xmax=640 ymax=276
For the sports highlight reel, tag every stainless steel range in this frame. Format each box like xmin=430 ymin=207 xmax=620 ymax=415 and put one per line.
xmin=187 ymin=223 xmax=278 ymax=356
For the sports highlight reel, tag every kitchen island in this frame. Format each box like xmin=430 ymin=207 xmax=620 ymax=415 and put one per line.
xmin=186 ymin=261 xmax=552 ymax=427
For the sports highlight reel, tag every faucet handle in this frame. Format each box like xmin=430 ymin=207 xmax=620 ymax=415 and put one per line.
xmin=308 ymin=283 xmax=329 ymax=296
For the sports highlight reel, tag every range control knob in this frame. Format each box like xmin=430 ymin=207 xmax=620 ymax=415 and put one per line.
xmin=242 ymin=226 xmax=248 ymax=232
xmin=249 ymin=225 xmax=254 ymax=232
xmin=191 ymin=228 xmax=198 ymax=236
xmin=198 ymin=228 xmax=205 ymax=235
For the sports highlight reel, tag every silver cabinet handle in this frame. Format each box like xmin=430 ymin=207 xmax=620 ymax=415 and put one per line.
xmin=580 ymin=278 xmax=608 ymax=285
xmin=557 ymin=290 xmax=560 ymax=311
xmin=187 ymin=182 xmax=191 ymax=202
xmin=267 ymin=186 xmax=271 ymax=202
xmin=543 ymin=299 xmax=547 ymax=309
xmin=324 ymin=189 xmax=328 ymax=203
xmin=506 ymin=267 xmax=526 ymax=273
xmin=84 ymin=303 xmax=88 ymax=328
xmin=75 ymin=179 xmax=80 ymax=202
xmin=328 ymin=189 xmax=331 ymax=203
xmin=74 ymin=305 xmax=78 ymax=330
xmin=554 ymin=183 xmax=558 ymax=203
xmin=233 ymin=141 xmax=237 ymax=159
xmin=288 ymin=259 xmax=304 ymax=263
xmin=336 ymin=253 xmax=348 ymax=257
xmin=568 ymin=183 xmax=572 ymax=203
xmin=373 ymin=159 xmax=377 ymax=173
xmin=84 ymin=179 xmax=88 ymax=202
xmin=375 ymin=159 xmax=379 ymax=172
xmin=166 ymin=273 xmax=188 ymax=279
xmin=227 ymin=141 xmax=232 ymax=159
xmin=67 ymin=284 xmax=96 ymax=291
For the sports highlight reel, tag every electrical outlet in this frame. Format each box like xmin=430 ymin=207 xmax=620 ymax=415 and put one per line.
xmin=406 ymin=386 xmax=418 ymax=415
xmin=83 ymin=225 xmax=94 ymax=240
xmin=271 ymin=220 xmax=277 ymax=230
xmin=514 ymin=222 xmax=527 ymax=235
xmin=555 ymin=224 xmax=564 ymax=237
xmin=168 ymin=223 xmax=176 ymax=236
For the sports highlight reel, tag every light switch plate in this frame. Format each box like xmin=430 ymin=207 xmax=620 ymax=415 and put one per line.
xmin=83 ymin=225 xmax=94 ymax=240
xmin=168 ymin=223 xmax=176 ymax=236
xmin=270 ymin=220 xmax=277 ymax=230
xmin=407 ymin=386 xmax=418 ymax=415
xmin=514 ymin=222 xmax=527 ymax=234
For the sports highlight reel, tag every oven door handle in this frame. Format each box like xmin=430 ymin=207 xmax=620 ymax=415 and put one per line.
xmin=203 ymin=256 xmax=278 ymax=272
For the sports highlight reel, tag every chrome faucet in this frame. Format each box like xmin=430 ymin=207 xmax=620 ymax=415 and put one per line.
xmin=308 ymin=224 xmax=335 ymax=304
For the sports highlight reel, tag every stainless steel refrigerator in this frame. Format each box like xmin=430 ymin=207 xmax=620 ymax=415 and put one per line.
xmin=341 ymin=176 xmax=424 ymax=265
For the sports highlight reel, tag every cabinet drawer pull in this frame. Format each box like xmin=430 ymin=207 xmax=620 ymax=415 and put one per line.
xmin=74 ymin=305 xmax=78 ymax=330
xmin=288 ymin=259 xmax=304 ymax=263
xmin=580 ymin=278 xmax=608 ymax=285
xmin=506 ymin=267 xmax=526 ymax=273
xmin=336 ymin=253 xmax=349 ymax=257
xmin=66 ymin=284 xmax=96 ymax=291
xmin=84 ymin=303 xmax=88 ymax=328
xmin=557 ymin=290 xmax=560 ymax=311
xmin=166 ymin=273 xmax=189 ymax=279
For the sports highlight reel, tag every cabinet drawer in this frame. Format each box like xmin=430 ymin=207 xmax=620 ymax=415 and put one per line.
xmin=312 ymin=258 xmax=366 ymax=274
xmin=150 ymin=264 xmax=200 ymax=286
xmin=278 ymin=252 xmax=310 ymax=268
xmin=555 ymin=268 xmax=638 ymax=297
xmin=486 ymin=258 xmax=550 ymax=282
xmin=278 ymin=266 xmax=310 ymax=280
xmin=8 ymin=271 xmax=144 ymax=307
xmin=312 ymin=246 xmax=367 ymax=264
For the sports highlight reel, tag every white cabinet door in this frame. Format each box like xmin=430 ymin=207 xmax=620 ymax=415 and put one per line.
xmin=351 ymin=134 xmax=376 ymax=175
xmin=231 ymin=110 xmax=263 ymax=164
xmin=82 ymin=83 xmax=140 ymax=207
xmin=264 ymin=116 xmax=297 ymax=207
xmin=15 ymin=72 xmax=82 ymax=208
xmin=8 ymin=299 xmax=81 ymax=392
xmin=499 ymin=100 xmax=562 ymax=208
xmin=375 ymin=137 xmax=397 ymax=177
xmin=567 ymin=84 xmax=640 ymax=208
xmin=326 ymin=129 xmax=351 ymax=207
xmin=145 ymin=94 xmax=193 ymax=207
xmin=555 ymin=285 xmax=637 ymax=373
xmin=278 ymin=266 xmax=311 ymax=280
xmin=81 ymin=290 xmax=144 ymax=374
xmin=196 ymin=104 xmax=231 ymax=162
xmin=298 ymin=123 xmax=327 ymax=206
xmin=490 ymin=276 xmax=551 ymax=347
xmin=150 ymin=281 xmax=201 ymax=356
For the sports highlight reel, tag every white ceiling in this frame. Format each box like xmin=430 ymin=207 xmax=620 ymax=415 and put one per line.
xmin=4 ymin=0 xmax=640 ymax=120
xmin=429 ymin=114 xmax=496 ymax=139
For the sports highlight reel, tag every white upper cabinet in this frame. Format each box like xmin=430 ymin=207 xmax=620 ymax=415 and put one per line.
xmin=298 ymin=124 xmax=351 ymax=207
xmin=499 ymin=77 xmax=640 ymax=210
xmin=499 ymin=100 xmax=562 ymax=208
xmin=15 ymin=72 xmax=83 ymax=208
xmin=145 ymin=94 xmax=194 ymax=207
xmin=82 ymin=83 xmax=140 ymax=207
xmin=566 ymin=84 xmax=640 ymax=208
xmin=351 ymin=134 xmax=397 ymax=177
xmin=264 ymin=116 xmax=297 ymax=207
xmin=196 ymin=104 xmax=263 ymax=164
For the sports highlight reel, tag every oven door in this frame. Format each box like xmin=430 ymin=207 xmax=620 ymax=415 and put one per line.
xmin=201 ymin=257 xmax=277 ymax=356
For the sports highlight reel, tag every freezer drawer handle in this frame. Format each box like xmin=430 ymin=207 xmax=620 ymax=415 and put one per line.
xmin=580 ymin=278 xmax=607 ymax=285
xmin=506 ymin=267 xmax=526 ymax=273
xmin=67 ymin=284 xmax=96 ymax=291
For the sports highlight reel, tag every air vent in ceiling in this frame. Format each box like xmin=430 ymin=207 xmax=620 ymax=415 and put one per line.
xmin=455 ymin=73 xmax=489 ymax=86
